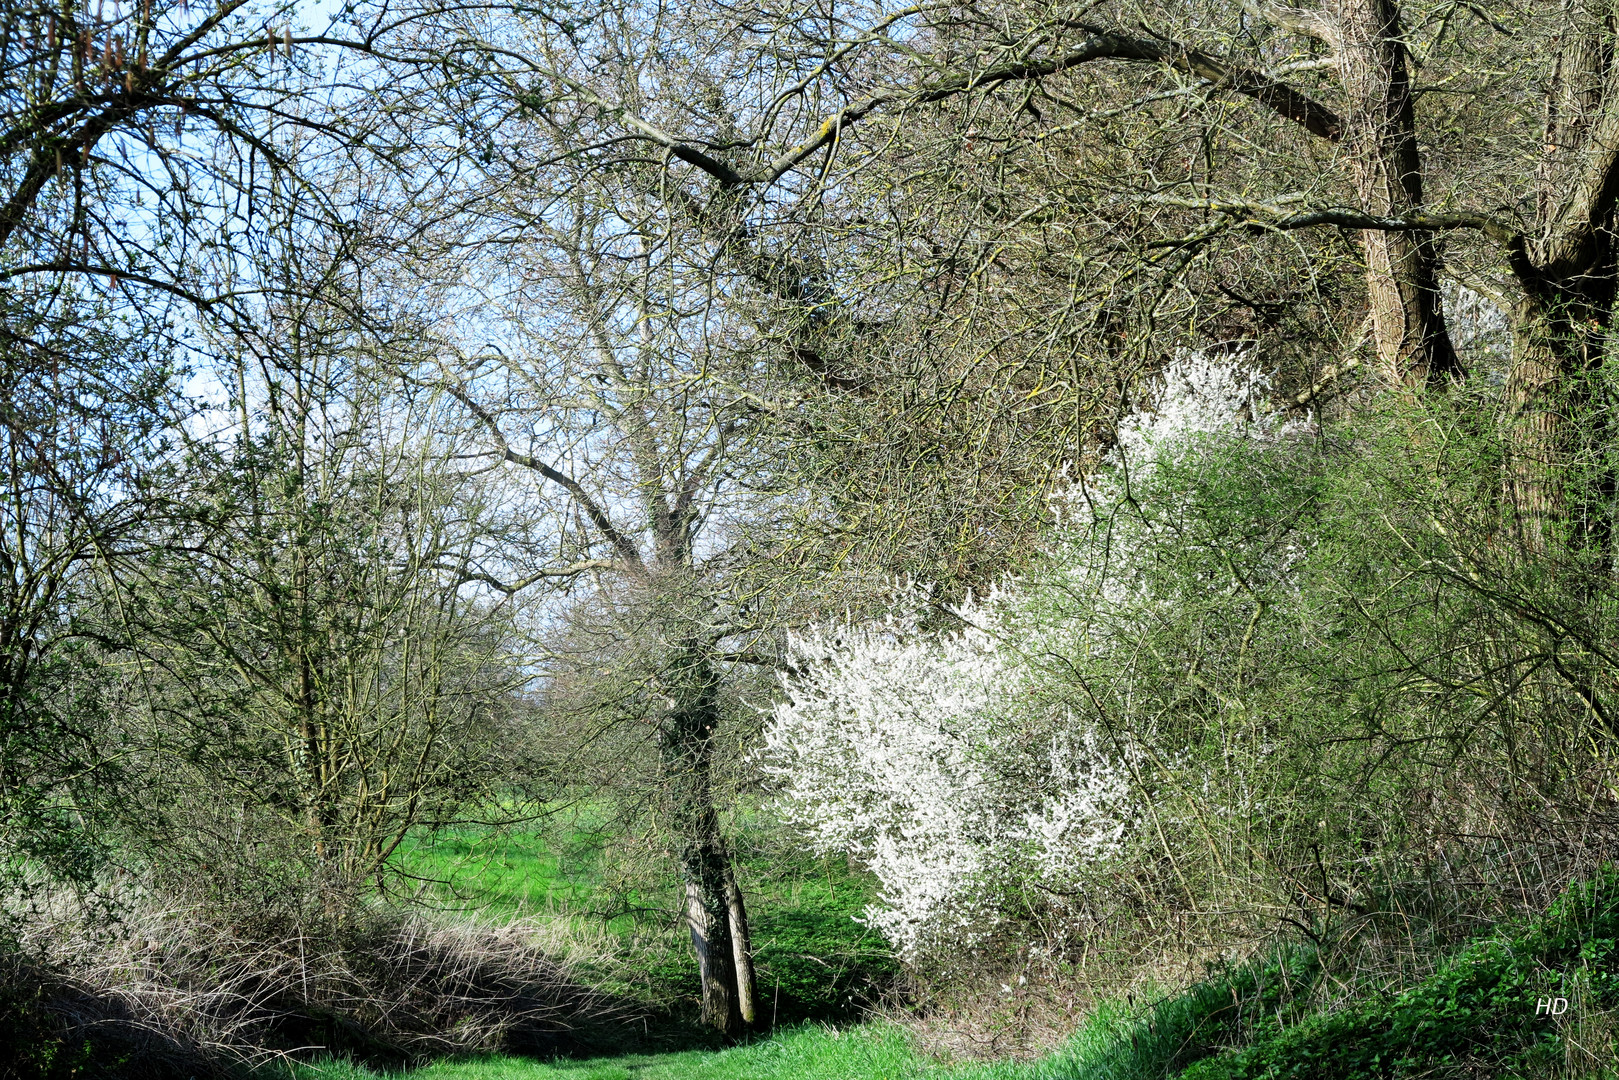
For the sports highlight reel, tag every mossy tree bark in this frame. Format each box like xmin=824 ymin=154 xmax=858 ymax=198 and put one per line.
xmin=1330 ymin=0 xmax=1460 ymax=390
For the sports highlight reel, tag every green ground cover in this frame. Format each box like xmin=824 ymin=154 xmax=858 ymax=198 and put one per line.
xmin=284 ymin=868 xmax=1619 ymax=1080
xmin=393 ymin=822 xmax=618 ymax=920
xmin=286 ymin=1015 xmax=1143 ymax=1080
xmin=391 ymin=811 xmax=897 ymax=1024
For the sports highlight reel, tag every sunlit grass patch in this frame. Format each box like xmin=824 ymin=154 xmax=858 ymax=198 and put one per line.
xmin=281 ymin=1010 xmax=1149 ymax=1080
xmin=390 ymin=810 xmax=897 ymax=1024
xmin=286 ymin=1024 xmax=927 ymax=1080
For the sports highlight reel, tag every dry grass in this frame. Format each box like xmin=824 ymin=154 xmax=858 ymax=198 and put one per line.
xmin=889 ymin=934 xmax=1213 ymax=1064
xmin=16 ymin=895 xmax=629 ymax=1074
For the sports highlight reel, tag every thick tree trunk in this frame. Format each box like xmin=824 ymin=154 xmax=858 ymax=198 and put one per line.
xmin=1507 ymin=298 xmax=1579 ymax=550
xmin=1536 ymin=0 xmax=1617 ymax=228
xmin=658 ymin=644 xmax=756 ymax=1035
xmin=1505 ymin=289 xmax=1613 ymax=552
xmin=1332 ymin=0 xmax=1459 ymax=389
xmin=1504 ymin=0 xmax=1619 ymax=552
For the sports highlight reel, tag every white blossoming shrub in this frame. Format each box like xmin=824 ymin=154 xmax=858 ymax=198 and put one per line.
xmin=1112 ymin=348 xmax=1305 ymax=467
xmin=762 ymin=353 xmax=1317 ymax=969
xmin=760 ymin=585 xmax=1133 ymax=962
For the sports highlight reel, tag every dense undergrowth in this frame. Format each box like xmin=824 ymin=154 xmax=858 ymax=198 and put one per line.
xmin=0 ymin=811 xmax=900 ymax=1078
xmin=13 ymin=379 xmax=1619 ymax=1080
xmin=1044 ymin=866 xmax=1619 ymax=1077
xmin=10 ymin=812 xmax=1619 ymax=1078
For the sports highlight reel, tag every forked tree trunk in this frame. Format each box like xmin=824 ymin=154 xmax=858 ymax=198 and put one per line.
xmin=1504 ymin=0 xmax=1619 ymax=552
xmin=1331 ymin=0 xmax=1459 ymax=390
xmin=658 ymin=644 xmax=757 ymax=1035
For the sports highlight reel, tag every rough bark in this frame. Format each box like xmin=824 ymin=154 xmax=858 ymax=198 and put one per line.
xmin=724 ymin=863 xmax=758 ymax=1025
xmin=1330 ymin=0 xmax=1459 ymax=389
xmin=1505 ymin=294 xmax=1608 ymax=551
xmin=1505 ymin=0 xmax=1619 ymax=550
xmin=1506 ymin=299 xmax=1577 ymax=548
xmin=659 ymin=644 xmax=750 ymax=1036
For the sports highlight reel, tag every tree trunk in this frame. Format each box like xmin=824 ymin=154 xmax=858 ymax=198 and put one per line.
xmin=1507 ymin=298 xmax=1572 ymax=549
xmin=1505 ymin=293 xmax=1611 ymax=552
xmin=1504 ymin=0 xmax=1619 ymax=552
xmin=724 ymin=862 xmax=758 ymax=1025
xmin=659 ymin=644 xmax=754 ymax=1035
xmin=1332 ymin=0 xmax=1459 ymax=389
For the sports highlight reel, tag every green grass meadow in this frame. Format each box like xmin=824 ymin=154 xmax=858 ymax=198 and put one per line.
xmin=391 ymin=819 xmax=615 ymax=918
xmin=390 ymin=812 xmax=897 ymax=1025
xmin=288 ymin=1012 xmax=1149 ymax=1080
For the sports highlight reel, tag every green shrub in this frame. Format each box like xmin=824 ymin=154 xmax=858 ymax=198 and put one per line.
xmin=1180 ymin=869 xmax=1619 ymax=1079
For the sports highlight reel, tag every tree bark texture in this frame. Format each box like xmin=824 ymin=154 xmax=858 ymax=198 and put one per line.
xmin=1331 ymin=0 xmax=1459 ymax=389
xmin=1506 ymin=297 xmax=1611 ymax=552
xmin=1506 ymin=0 xmax=1619 ymax=550
xmin=659 ymin=644 xmax=755 ymax=1035
xmin=724 ymin=864 xmax=758 ymax=1025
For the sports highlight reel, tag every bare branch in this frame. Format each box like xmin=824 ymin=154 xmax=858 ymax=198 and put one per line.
xmin=759 ymin=26 xmax=1348 ymax=178
xmin=439 ymin=561 xmax=621 ymax=594
xmin=1240 ymin=0 xmax=1342 ymax=49
xmin=432 ymin=378 xmax=648 ymax=577
xmin=1145 ymin=194 xmax=1520 ymax=245
xmin=559 ymin=23 xmax=1345 ymax=193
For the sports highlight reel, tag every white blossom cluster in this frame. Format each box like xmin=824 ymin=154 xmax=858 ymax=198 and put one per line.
xmin=758 ymin=585 xmax=1132 ymax=962
xmin=1113 ymin=348 xmax=1308 ymax=470
xmin=760 ymin=353 xmax=1303 ymax=965
xmin=1048 ymin=351 xmax=1312 ymax=629
xmin=1442 ymin=282 xmax=1512 ymax=375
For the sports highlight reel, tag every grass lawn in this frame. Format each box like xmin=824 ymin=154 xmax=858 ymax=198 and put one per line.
xmin=391 ymin=818 xmax=617 ymax=919
xmin=390 ymin=808 xmax=898 ymax=1023
xmin=290 ymin=1025 xmax=925 ymax=1080
xmin=286 ymin=1016 xmax=1141 ymax=1080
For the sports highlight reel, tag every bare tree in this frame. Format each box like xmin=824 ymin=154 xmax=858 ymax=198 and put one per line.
xmin=410 ymin=0 xmax=1619 ymax=539
xmin=0 ymin=283 xmax=183 ymax=887
xmin=102 ymin=183 xmax=538 ymax=890
xmin=0 ymin=0 xmax=463 ymax=881
xmin=394 ymin=137 xmax=814 ymax=1028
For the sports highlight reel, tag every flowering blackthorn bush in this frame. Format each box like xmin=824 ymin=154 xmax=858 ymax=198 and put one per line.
xmin=761 ymin=582 xmax=1134 ymax=961
xmin=761 ymin=354 xmax=1314 ymax=968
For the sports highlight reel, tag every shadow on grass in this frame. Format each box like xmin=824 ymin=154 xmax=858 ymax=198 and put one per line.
xmin=5 ymin=920 xmax=900 ymax=1080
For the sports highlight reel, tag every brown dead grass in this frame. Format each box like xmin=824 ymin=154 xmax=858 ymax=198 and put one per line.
xmin=15 ymin=896 xmax=631 ymax=1073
